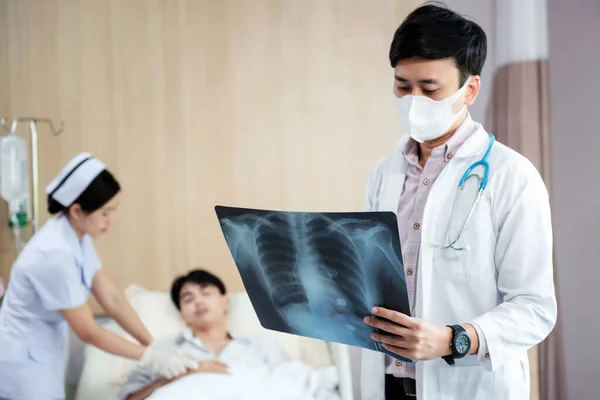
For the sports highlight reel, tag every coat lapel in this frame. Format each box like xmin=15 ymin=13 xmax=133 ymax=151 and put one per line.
xmin=377 ymin=136 xmax=410 ymax=213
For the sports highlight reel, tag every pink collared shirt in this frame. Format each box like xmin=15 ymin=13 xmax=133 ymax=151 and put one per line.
xmin=385 ymin=113 xmax=489 ymax=379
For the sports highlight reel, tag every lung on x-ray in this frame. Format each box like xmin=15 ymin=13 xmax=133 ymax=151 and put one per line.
xmin=214 ymin=205 xmax=413 ymax=363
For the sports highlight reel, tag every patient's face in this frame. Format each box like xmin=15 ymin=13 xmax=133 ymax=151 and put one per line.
xmin=179 ymin=282 xmax=228 ymax=328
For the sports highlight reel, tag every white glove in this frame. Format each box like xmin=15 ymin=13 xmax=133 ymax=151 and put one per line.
xmin=140 ymin=342 xmax=201 ymax=379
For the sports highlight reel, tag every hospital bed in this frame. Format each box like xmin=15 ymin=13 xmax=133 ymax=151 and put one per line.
xmin=74 ymin=285 xmax=354 ymax=400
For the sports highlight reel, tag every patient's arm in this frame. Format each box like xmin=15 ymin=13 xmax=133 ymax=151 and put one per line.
xmin=125 ymin=377 xmax=173 ymax=400
xmin=91 ymin=270 xmax=153 ymax=346
xmin=119 ymin=363 xmax=165 ymax=400
xmin=122 ymin=360 xmax=229 ymax=400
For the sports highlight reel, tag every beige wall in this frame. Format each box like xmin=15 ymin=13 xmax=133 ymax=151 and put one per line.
xmin=0 ymin=0 xmax=418 ymax=303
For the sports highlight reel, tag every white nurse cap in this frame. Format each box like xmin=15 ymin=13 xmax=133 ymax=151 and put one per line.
xmin=46 ymin=153 xmax=107 ymax=207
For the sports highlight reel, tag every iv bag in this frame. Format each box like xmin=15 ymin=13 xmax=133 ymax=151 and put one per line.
xmin=0 ymin=134 xmax=29 ymax=212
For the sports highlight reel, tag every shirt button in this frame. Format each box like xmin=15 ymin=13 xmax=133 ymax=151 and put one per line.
xmin=406 ymin=268 xmax=413 ymax=276
xmin=413 ymin=222 xmax=420 ymax=230
xmin=447 ymin=152 xmax=453 ymax=159
xmin=423 ymin=178 xmax=430 ymax=185
xmin=485 ymin=353 xmax=490 ymax=358
xmin=395 ymin=360 xmax=403 ymax=366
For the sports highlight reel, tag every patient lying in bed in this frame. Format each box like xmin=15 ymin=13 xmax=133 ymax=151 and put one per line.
xmin=119 ymin=269 xmax=338 ymax=400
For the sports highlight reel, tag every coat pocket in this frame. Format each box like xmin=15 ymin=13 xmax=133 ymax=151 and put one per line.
xmin=432 ymin=245 xmax=484 ymax=278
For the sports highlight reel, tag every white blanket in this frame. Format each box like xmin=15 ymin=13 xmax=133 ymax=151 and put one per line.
xmin=147 ymin=361 xmax=339 ymax=400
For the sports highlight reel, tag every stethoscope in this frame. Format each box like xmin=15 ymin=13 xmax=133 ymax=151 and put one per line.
xmin=441 ymin=132 xmax=495 ymax=250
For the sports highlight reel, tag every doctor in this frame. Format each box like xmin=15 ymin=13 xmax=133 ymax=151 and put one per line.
xmin=0 ymin=153 xmax=201 ymax=400
xmin=361 ymin=4 xmax=557 ymax=400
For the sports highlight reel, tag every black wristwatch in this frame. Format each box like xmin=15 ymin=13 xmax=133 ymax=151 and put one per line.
xmin=442 ymin=325 xmax=471 ymax=366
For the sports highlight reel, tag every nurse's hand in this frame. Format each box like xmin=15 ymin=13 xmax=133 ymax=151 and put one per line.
xmin=363 ymin=307 xmax=453 ymax=361
xmin=140 ymin=342 xmax=202 ymax=379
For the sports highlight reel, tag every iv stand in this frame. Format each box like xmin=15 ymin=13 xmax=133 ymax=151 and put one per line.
xmin=0 ymin=118 xmax=65 ymax=234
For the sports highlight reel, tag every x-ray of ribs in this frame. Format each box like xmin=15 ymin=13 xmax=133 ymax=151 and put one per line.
xmin=220 ymin=212 xmax=400 ymax=322
xmin=254 ymin=212 xmax=369 ymax=317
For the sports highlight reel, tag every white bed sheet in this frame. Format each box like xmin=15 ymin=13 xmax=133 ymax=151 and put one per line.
xmin=147 ymin=361 xmax=338 ymax=400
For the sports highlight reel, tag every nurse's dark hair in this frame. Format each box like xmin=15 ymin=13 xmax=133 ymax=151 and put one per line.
xmin=47 ymin=169 xmax=121 ymax=215
xmin=389 ymin=1 xmax=487 ymax=86
xmin=171 ymin=269 xmax=227 ymax=310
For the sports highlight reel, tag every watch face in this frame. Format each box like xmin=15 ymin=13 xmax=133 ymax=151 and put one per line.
xmin=455 ymin=333 xmax=470 ymax=355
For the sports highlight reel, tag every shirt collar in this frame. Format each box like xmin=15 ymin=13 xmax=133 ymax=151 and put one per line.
xmin=402 ymin=112 xmax=478 ymax=165
xmin=56 ymin=214 xmax=85 ymax=265
xmin=182 ymin=327 xmax=199 ymax=343
xmin=181 ymin=327 xmax=239 ymax=346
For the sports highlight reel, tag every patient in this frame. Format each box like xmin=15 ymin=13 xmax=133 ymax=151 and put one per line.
xmin=118 ymin=269 xmax=288 ymax=400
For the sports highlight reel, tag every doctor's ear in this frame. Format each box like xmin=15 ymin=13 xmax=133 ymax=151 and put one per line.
xmin=464 ymin=75 xmax=481 ymax=106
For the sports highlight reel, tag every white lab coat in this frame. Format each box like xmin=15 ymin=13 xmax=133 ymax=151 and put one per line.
xmin=0 ymin=214 xmax=102 ymax=400
xmin=360 ymin=126 xmax=557 ymax=400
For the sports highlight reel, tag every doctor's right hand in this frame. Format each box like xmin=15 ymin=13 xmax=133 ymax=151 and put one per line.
xmin=140 ymin=342 xmax=202 ymax=379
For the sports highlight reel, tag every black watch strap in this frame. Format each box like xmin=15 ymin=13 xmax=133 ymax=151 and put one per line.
xmin=442 ymin=352 xmax=456 ymax=365
xmin=442 ymin=325 xmax=468 ymax=366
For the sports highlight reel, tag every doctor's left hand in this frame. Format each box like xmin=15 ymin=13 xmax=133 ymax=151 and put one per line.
xmin=364 ymin=307 xmax=452 ymax=361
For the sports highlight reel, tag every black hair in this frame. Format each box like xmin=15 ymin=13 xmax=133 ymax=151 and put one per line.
xmin=389 ymin=1 xmax=487 ymax=86
xmin=47 ymin=169 xmax=121 ymax=215
xmin=170 ymin=269 xmax=227 ymax=310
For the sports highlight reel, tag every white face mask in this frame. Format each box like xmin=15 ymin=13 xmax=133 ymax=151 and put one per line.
xmin=394 ymin=77 xmax=471 ymax=143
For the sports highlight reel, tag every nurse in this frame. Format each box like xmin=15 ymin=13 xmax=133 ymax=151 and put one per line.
xmin=0 ymin=153 xmax=201 ymax=400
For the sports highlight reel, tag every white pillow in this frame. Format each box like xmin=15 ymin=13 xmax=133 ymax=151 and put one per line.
xmin=124 ymin=284 xmax=186 ymax=339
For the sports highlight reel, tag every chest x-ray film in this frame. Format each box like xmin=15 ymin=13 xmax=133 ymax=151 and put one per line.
xmin=215 ymin=205 xmax=413 ymax=363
